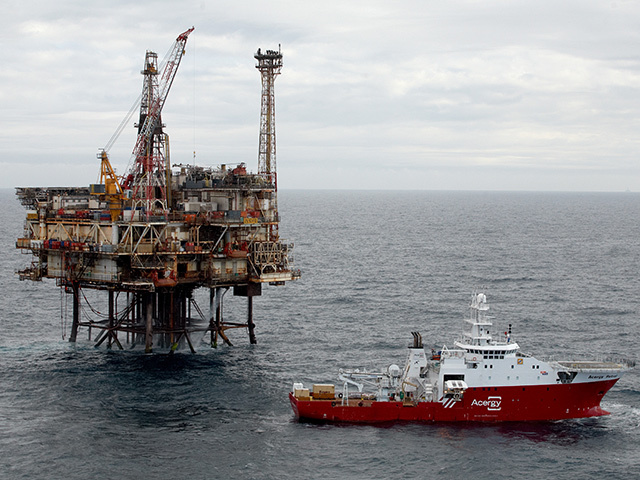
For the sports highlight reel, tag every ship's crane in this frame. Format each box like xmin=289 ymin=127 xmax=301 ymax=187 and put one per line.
xmin=122 ymin=26 xmax=194 ymax=220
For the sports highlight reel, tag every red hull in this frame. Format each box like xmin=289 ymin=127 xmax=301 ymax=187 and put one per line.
xmin=290 ymin=379 xmax=619 ymax=423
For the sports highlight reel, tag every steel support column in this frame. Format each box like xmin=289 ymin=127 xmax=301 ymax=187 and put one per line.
xmin=248 ymin=296 xmax=256 ymax=344
xmin=69 ymin=281 xmax=80 ymax=343
xmin=145 ymin=292 xmax=154 ymax=353
xmin=108 ymin=290 xmax=115 ymax=349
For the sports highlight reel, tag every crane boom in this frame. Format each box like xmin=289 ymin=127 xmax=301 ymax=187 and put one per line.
xmin=131 ymin=27 xmax=194 ymax=162
xmin=123 ymin=27 xmax=194 ymax=219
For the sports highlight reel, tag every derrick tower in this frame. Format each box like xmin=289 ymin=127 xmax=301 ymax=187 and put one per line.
xmin=254 ymin=47 xmax=282 ymax=241
xmin=133 ymin=50 xmax=168 ymax=216
xmin=123 ymin=28 xmax=194 ymax=220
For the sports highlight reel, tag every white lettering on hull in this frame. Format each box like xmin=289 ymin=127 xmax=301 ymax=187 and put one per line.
xmin=471 ymin=396 xmax=502 ymax=411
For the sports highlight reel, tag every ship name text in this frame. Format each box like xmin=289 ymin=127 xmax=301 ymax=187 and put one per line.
xmin=471 ymin=396 xmax=502 ymax=411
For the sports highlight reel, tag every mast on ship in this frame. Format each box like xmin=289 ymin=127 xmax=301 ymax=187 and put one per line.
xmin=456 ymin=293 xmax=518 ymax=351
xmin=463 ymin=293 xmax=492 ymax=346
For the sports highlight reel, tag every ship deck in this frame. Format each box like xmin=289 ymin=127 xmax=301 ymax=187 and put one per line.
xmin=299 ymin=397 xmax=421 ymax=408
xmin=554 ymin=360 xmax=631 ymax=371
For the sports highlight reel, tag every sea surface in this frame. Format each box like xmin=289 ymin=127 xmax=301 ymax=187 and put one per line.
xmin=0 ymin=189 xmax=638 ymax=479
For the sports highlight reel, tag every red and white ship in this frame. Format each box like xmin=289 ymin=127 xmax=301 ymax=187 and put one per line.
xmin=290 ymin=293 xmax=634 ymax=423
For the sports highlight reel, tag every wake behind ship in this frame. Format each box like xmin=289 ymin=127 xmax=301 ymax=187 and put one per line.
xmin=290 ymin=293 xmax=634 ymax=423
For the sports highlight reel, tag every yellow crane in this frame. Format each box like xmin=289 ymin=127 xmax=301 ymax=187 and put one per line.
xmin=93 ymin=150 xmax=124 ymax=221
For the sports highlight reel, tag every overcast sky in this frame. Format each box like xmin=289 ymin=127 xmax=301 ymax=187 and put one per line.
xmin=2 ymin=0 xmax=640 ymax=191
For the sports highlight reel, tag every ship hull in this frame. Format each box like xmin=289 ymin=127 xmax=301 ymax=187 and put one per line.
xmin=290 ymin=378 xmax=619 ymax=423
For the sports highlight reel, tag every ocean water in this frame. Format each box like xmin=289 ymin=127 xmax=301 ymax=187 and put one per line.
xmin=0 ymin=189 xmax=638 ymax=479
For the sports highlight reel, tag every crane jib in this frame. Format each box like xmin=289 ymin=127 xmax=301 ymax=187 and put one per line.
xmin=131 ymin=27 xmax=194 ymax=161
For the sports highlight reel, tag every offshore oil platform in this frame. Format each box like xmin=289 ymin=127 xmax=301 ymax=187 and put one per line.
xmin=15 ymin=28 xmax=300 ymax=352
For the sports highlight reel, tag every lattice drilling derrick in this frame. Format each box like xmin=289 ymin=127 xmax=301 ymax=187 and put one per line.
xmin=129 ymin=51 xmax=169 ymax=218
xmin=122 ymin=28 xmax=194 ymax=221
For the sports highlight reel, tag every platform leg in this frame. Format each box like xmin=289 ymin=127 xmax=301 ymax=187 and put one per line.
xmin=169 ymin=290 xmax=175 ymax=346
xmin=69 ymin=281 xmax=80 ymax=343
xmin=209 ymin=288 xmax=217 ymax=348
xmin=107 ymin=290 xmax=114 ymax=349
xmin=145 ymin=292 xmax=153 ymax=353
xmin=248 ymin=296 xmax=256 ymax=345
